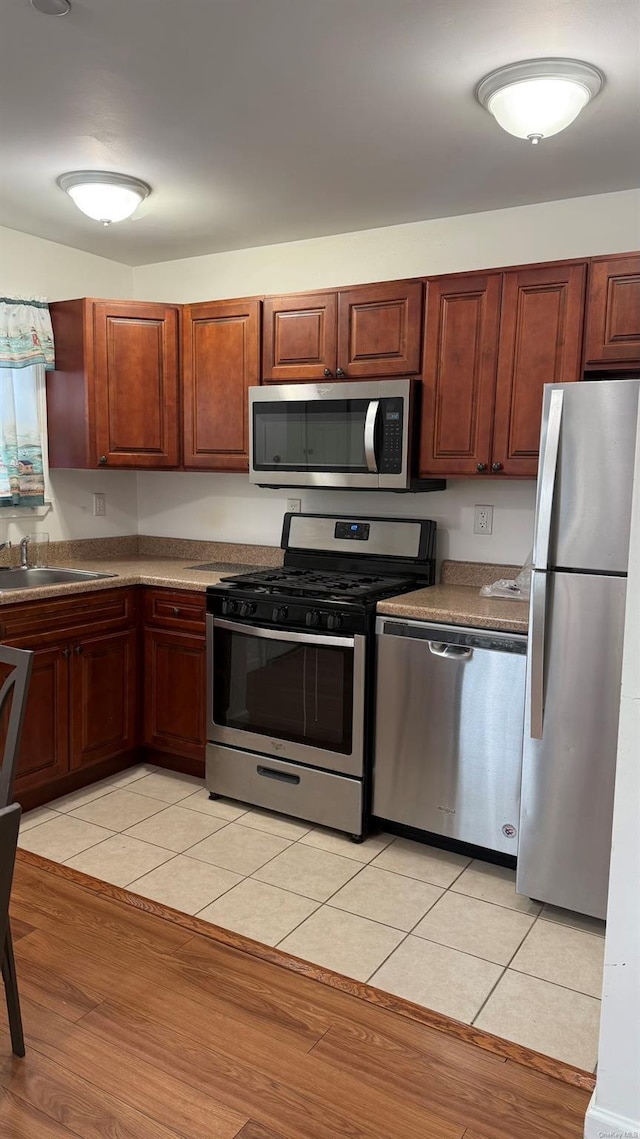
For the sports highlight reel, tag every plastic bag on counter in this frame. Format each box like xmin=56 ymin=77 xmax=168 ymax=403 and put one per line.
xmin=479 ymin=552 xmax=533 ymax=601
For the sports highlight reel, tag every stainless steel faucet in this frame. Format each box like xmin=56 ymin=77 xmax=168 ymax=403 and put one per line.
xmin=19 ymin=536 xmax=30 ymax=568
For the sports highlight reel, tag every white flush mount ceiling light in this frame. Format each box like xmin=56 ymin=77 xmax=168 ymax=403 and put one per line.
xmin=476 ymin=58 xmax=604 ymax=144
xmin=57 ymin=171 xmax=151 ymax=225
xmin=30 ymin=0 xmax=70 ymax=14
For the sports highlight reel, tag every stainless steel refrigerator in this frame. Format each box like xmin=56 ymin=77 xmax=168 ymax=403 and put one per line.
xmin=517 ymin=378 xmax=639 ymax=920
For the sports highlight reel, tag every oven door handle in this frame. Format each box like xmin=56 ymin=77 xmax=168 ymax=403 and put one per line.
xmin=212 ymin=615 xmax=356 ymax=649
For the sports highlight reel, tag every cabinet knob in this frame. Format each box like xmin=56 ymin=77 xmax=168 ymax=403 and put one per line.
xmin=491 ymin=461 xmax=503 ymax=472
xmin=335 ymin=367 xmax=346 ymax=378
xmin=323 ymin=368 xmax=334 ymax=378
xmin=62 ymin=647 xmax=70 ymax=659
xmin=172 ymin=607 xmax=180 ymax=616
xmin=476 ymin=462 xmax=487 ymax=472
xmin=98 ymin=455 xmax=107 ymax=465
xmin=74 ymin=644 xmax=83 ymax=654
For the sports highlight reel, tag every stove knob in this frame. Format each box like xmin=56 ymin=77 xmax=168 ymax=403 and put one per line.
xmin=221 ymin=598 xmax=237 ymax=616
xmin=272 ymin=605 xmax=289 ymax=622
xmin=305 ymin=610 xmax=321 ymax=628
xmin=239 ymin=601 xmax=256 ymax=617
xmin=326 ymin=613 xmax=343 ymax=631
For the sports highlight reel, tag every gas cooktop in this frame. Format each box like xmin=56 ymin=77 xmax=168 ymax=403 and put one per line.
xmin=219 ymin=566 xmax=416 ymax=602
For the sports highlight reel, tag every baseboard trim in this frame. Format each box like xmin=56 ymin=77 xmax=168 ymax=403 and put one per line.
xmin=15 ymin=847 xmax=596 ymax=1094
xmin=584 ymin=1093 xmax=640 ymax=1139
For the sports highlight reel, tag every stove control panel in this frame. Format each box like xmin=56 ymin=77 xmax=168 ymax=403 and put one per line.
xmin=210 ymin=593 xmax=366 ymax=635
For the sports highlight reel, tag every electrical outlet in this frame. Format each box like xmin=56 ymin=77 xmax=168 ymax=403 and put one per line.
xmin=473 ymin=504 xmax=493 ymax=535
xmin=286 ymin=498 xmax=302 ymax=514
xmin=93 ymin=492 xmax=106 ymax=517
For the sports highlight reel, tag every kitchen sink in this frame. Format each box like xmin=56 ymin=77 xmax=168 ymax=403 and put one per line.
xmin=0 ymin=567 xmax=117 ymax=590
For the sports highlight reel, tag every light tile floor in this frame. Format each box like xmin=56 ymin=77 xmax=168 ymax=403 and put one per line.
xmin=18 ymin=764 xmax=605 ymax=1071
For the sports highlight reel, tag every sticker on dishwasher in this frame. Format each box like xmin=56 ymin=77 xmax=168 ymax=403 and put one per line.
xmin=502 ymin=824 xmax=517 ymax=839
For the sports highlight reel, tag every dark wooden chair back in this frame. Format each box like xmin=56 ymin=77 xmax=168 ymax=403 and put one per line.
xmin=0 ymin=803 xmax=21 ymax=958
xmin=0 ymin=645 xmax=33 ymax=809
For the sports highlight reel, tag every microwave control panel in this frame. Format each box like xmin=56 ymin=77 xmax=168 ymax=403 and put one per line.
xmin=379 ymin=399 xmax=404 ymax=473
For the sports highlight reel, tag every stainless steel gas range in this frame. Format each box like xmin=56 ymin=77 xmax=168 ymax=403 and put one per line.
xmin=205 ymin=512 xmax=436 ymax=842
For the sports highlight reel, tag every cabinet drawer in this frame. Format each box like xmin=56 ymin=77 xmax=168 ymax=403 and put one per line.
xmin=144 ymin=588 xmax=206 ymax=633
xmin=0 ymin=587 xmax=136 ymax=644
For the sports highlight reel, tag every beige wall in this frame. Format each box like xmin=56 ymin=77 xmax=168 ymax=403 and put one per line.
xmin=3 ymin=189 xmax=638 ymax=558
xmin=133 ymin=189 xmax=640 ymax=303
xmin=0 ymin=224 xmax=133 ymax=300
xmin=132 ymin=189 xmax=638 ymax=562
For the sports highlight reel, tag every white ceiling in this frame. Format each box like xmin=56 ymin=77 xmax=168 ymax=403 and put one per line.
xmin=0 ymin=0 xmax=638 ymax=266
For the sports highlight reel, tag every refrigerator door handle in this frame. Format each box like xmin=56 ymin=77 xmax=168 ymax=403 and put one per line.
xmin=529 ymin=571 xmax=547 ymax=739
xmin=534 ymin=388 xmax=564 ymax=570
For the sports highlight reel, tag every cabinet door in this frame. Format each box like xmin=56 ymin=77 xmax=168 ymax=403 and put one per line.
xmin=2 ymin=643 xmax=69 ymax=795
xmin=584 ymin=254 xmax=640 ymax=368
xmin=262 ymin=293 xmax=337 ymax=382
xmin=337 ymin=281 xmax=423 ymax=378
xmin=93 ymin=301 xmax=179 ymax=468
xmin=182 ymin=299 xmax=260 ymax=470
xmin=492 ymin=263 xmax=587 ymax=477
xmin=143 ymin=628 xmax=205 ymax=762
xmin=419 ymin=273 xmax=502 ymax=477
xmin=70 ymin=629 xmax=137 ymax=770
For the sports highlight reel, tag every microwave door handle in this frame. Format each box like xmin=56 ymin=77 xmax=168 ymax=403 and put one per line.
xmin=364 ymin=400 xmax=380 ymax=473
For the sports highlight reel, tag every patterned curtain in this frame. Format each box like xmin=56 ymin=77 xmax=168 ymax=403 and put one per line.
xmin=0 ymin=299 xmax=52 ymax=508
xmin=0 ymin=297 xmax=54 ymax=371
xmin=0 ymin=369 xmax=45 ymax=507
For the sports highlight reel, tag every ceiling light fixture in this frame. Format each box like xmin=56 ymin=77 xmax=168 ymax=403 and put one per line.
xmin=57 ymin=171 xmax=151 ymax=225
xmin=476 ymin=58 xmax=604 ymax=144
xmin=30 ymin=0 xmax=70 ymax=15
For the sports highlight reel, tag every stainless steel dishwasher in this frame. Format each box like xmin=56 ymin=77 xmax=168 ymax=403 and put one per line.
xmin=373 ymin=617 xmax=527 ymax=854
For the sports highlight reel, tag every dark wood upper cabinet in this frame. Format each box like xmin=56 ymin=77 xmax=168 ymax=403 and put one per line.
xmin=70 ymin=628 xmax=137 ymax=770
xmin=492 ymin=263 xmax=587 ymax=477
xmin=337 ymin=280 xmax=423 ymax=378
xmin=262 ymin=281 xmax=422 ymax=382
xmin=584 ymin=254 xmax=640 ymax=369
xmin=47 ymin=299 xmax=180 ymax=469
xmin=419 ymin=274 xmax=502 ymax=477
xmin=182 ymin=299 xmax=260 ymax=470
xmin=262 ymin=293 xmax=337 ymax=382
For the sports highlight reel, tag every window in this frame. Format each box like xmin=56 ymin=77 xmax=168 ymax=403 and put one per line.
xmin=0 ymin=366 xmax=46 ymax=508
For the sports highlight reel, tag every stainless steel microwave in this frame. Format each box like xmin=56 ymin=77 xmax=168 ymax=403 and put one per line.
xmin=249 ymin=379 xmax=445 ymax=491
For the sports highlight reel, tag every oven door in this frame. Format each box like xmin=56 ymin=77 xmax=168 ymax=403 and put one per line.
xmin=249 ymin=380 xmax=410 ymax=489
xmin=207 ymin=615 xmax=366 ymax=776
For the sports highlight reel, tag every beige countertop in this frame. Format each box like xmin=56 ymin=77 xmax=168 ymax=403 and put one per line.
xmin=0 ymin=556 xmax=267 ymax=605
xmin=376 ymin=583 xmax=529 ymax=634
xmin=0 ymin=544 xmax=529 ymax=634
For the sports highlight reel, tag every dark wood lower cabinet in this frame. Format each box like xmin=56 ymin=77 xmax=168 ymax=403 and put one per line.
xmin=2 ymin=585 xmax=206 ymax=803
xmin=1 ymin=588 xmax=138 ymax=801
xmin=1 ymin=642 xmax=69 ymax=795
xmin=70 ymin=629 xmax=137 ymax=770
xmin=143 ymin=627 xmax=206 ymax=764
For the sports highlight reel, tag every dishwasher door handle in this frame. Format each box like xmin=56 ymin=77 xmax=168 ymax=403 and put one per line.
xmin=428 ymin=641 xmax=473 ymax=660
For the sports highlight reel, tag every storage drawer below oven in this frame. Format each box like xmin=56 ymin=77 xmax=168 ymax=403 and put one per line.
xmin=206 ymin=744 xmax=363 ymax=836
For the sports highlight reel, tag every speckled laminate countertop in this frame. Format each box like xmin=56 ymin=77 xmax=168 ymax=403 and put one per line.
xmin=0 ymin=556 xmax=268 ymax=605
xmin=377 ymin=583 xmax=529 ymax=634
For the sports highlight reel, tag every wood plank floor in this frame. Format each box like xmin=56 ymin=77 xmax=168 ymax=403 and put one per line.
xmin=0 ymin=855 xmax=592 ymax=1139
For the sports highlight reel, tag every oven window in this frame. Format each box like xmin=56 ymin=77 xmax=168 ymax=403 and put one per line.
xmin=252 ymin=399 xmax=369 ymax=472
xmin=213 ymin=626 xmax=354 ymax=754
